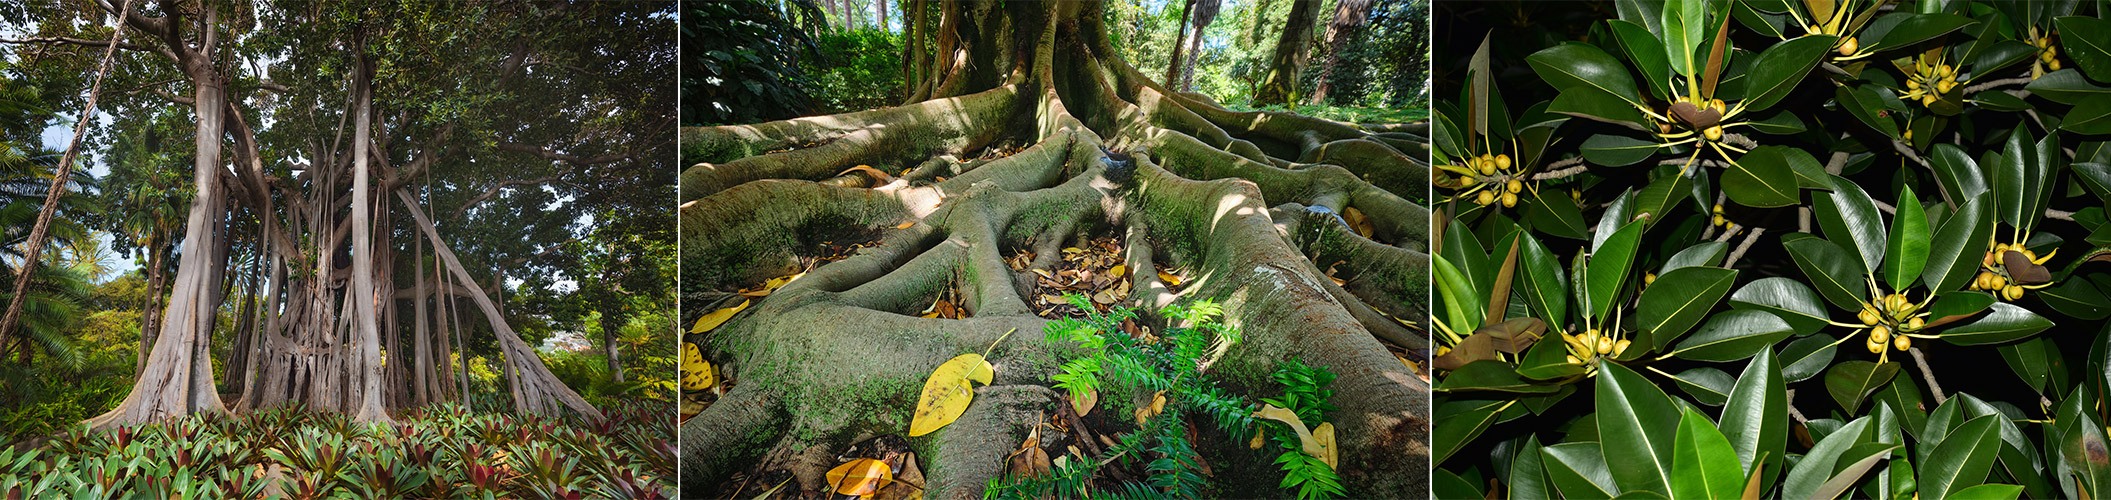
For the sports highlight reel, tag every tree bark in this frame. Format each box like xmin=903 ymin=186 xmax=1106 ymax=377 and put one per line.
xmin=1165 ymin=0 xmax=1195 ymax=88
xmin=1307 ymin=0 xmax=1371 ymax=105
xmin=138 ymin=230 xmax=166 ymax=374
xmin=1177 ymin=0 xmax=1220 ymax=93
xmin=346 ymin=48 xmax=390 ymax=424
xmin=1254 ymin=0 xmax=1321 ymax=106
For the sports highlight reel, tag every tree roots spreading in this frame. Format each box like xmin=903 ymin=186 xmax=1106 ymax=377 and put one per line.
xmin=681 ymin=2 xmax=1428 ymax=496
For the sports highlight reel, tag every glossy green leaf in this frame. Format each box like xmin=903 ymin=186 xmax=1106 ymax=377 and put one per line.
xmin=1588 ymin=220 xmax=1646 ymax=322
xmin=1781 ymin=416 xmax=1874 ymax=500
xmin=1552 ymin=85 xmax=1651 ymax=128
xmin=1721 ymin=348 xmax=1786 ymax=487
xmin=1782 ymin=236 xmax=1869 ymax=311
xmin=1663 ymin=0 xmax=1707 ymax=78
xmin=2055 ymin=388 xmax=2111 ymax=499
xmin=2056 ymin=16 xmax=2111 ymax=82
xmin=2025 ymin=69 xmax=2111 ymax=106
xmin=1724 ymin=146 xmax=1804 ymax=207
xmin=1530 ymin=43 xmax=1644 ymax=107
xmin=1814 ymin=175 xmax=1890 ymax=274
xmin=1518 ymin=335 xmax=1588 ymax=381
xmin=1945 ymin=484 xmax=2024 ymax=500
xmin=1519 ymin=234 xmax=1569 ymax=327
xmin=1740 ymin=34 xmax=1835 ymax=112
xmin=1836 ymin=84 xmax=1902 ymax=139
xmin=1433 ymin=468 xmax=1482 ymax=499
xmin=1439 ymin=360 xmax=1563 ymax=394
xmin=1582 ymin=134 xmax=1663 ymax=167
xmin=1639 ymin=267 xmax=1738 ymax=349
xmin=1920 ymin=415 xmax=2002 ymax=499
xmin=1938 ymin=302 xmax=2053 ymax=345
xmin=1510 ymin=434 xmax=1555 ymax=500
xmin=1929 ymin=144 xmax=1987 ymax=206
xmin=1923 ymin=192 xmax=1991 ymax=293
xmin=1609 ymin=19 xmax=1674 ymax=100
xmin=1729 ymin=277 xmax=1832 ymax=335
xmin=1671 ymin=407 xmax=1745 ymax=499
xmin=1669 ymin=309 xmax=1795 ymax=362
xmin=1865 ymin=13 xmax=1975 ymax=52
xmin=2064 ymin=95 xmax=2111 ymax=135
xmin=1811 ymin=442 xmax=1899 ymax=500
xmin=1434 ymin=399 xmax=1508 ymax=465
xmin=1543 ymin=442 xmax=1621 ymax=498
xmin=1660 ymin=241 xmax=1728 ymax=274
xmin=1525 ymin=188 xmax=1592 ymax=240
xmin=1596 ymin=363 xmax=1679 ymax=496
xmin=1666 ymin=367 xmax=1735 ymax=406
xmin=1884 ymin=185 xmax=1930 ymax=289
xmin=1997 ymin=336 xmax=2058 ymax=394
xmin=1778 ymin=335 xmax=1838 ymax=383
xmin=1824 ymin=361 xmax=1899 ymax=414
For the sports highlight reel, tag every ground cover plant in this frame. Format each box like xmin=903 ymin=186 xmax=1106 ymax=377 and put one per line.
xmin=1432 ymin=0 xmax=2111 ymax=498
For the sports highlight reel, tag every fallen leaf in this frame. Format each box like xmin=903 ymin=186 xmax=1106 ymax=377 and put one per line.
xmin=1092 ymin=290 xmax=1115 ymax=304
xmin=1062 ymin=247 xmax=1084 ymax=255
xmin=1108 ymin=264 xmax=1126 ymax=277
xmin=1250 ymin=428 xmax=1266 ymax=450
xmin=690 ymin=299 xmax=751 ymax=333
xmin=1070 ymin=387 xmax=1098 ymax=416
xmin=739 ymin=273 xmax=806 ymax=297
xmin=827 ymin=458 xmax=893 ymax=497
xmin=752 ymin=478 xmax=792 ymax=500
xmin=1253 ymin=404 xmax=1327 ymax=462
xmin=895 ymin=220 xmax=917 ymax=229
xmin=1038 ymin=294 xmax=1064 ymax=305
xmin=840 ymin=165 xmax=897 ymax=184
xmin=875 ymin=453 xmax=925 ymax=500
xmin=1133 ymin=390 xmax=1168 ymax=424
xmin=1343 ymin=207 xmax=1374 ymax=238
xmin=1005 ymin=425 xmax=1053 ymax=479
xmin=1158 ymin=270 xmax=1182 ymax=287
xmin=1313 ymin=422 xmax=1339 ymax=470
xmin=909 ymin=353 xmax=995 ymax=436
xmin=682 ymin=343 xmax=715 ymax=391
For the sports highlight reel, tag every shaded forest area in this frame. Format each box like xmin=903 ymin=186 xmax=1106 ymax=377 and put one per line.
xmin=683 ymin=0 xmax=1428 ymax=498
xmin=1 ymin=1 xmax=676 ymax=497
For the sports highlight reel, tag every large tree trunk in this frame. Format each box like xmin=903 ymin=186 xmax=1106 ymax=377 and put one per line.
xmin=346 ymin=51 xmax=390 ymax=424
xmin=1254 ymin=0 xmax=1321 ymax=106
xmin=90 ymin=47 xmax=233 ymax=429
xmin=1165 ymin=0 xmax=1195 ymax=88
xmin=603 ymin=307 xmax=625 ymax=384
xmin=138 ymin=230 xmax=166 ymax=375
xmin=683 ymin=1 xmax=1428 ymax=496
xmin=1176 ymin=0 xmax=1220 ymax=93
xmin=1307 ymin=0 xmax=1372 ymax=105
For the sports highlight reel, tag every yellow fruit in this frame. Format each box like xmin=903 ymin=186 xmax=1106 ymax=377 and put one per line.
xmin=1712 ymin=203 xmax=1724 ymax=214
xmin=1870 ymin=325 xmax=1891 ymax=344
xmin=1495 ymin=154 xmax=1513 ymax=171
xmin=1988 ymin=274 xmax=2007 ymax=291
xmin=1710 ymin=99 xmax=1726 ymax=114
xmin=2022 ymin=249 xmax=2038 ymax=261
xmin=1501 ymin=191 xmax=1518 ymax=208
xmin=1597 ymin=336 xmax=1615 ymax=355
xmin=1839 ymin=37 xmax=1859 ymax=56
xmin=1858 ymin=308 xmax=1881 ymax=326
xmin=1703 ymin=126 xmax=1725 ymax=142
xmin=1713 ymin=214 xmax=1727 ymax=227
xmin=1567 ymin=355 xmax=1583 ymax=365
xmin=1937 ymin=79 xmax=1956 ymax=94
xmin=1907 ymin=317 xmax=1925 ymax=331
xmin=1459 ymin=176 xmax=1478 ymax=188
xmin=1614 ymin=339 xmax=1631 ymax=357
xmin=1644 ymin=273 xmax=1658 ymax=286
xmin=1983 ymin=251 xmax=1999 ymax=267
xmin=1476 ymin=190 xmax=1496 ymax=205
xmin=2052 ymin=58 xmax=2064 ymax=71
xmin=1894 ymin=334 xmax=1912 ymax=351
xmin=1908 ymin=79 xmax=1922 ymax=90
xmin=1867 ymin=337 xmax=1885 ymax=354
xmin=1506 ymin=179 xmax=1523 ymax=194
xmin=2004 ymin=285 xmax=2025 ymax=301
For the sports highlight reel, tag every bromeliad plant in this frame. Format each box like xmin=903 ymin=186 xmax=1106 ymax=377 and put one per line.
xmin=1434 ymin=0 xmax=2111 ymax=498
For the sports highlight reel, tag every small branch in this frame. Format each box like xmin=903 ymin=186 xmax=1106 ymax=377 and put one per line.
xmin=1963 ymin=77 xmax=2032 ymax=95
xmin=1785 ymin=389 xmax=1810 ymax=424
xmin=1889 ymin=139 xmax=1929 ymax=168
xmin=1908 ymin=347 xmax=1947 ymax=404
xmin=1531 ymin=164 xmax=1590 ymax=181
xmin=1724 ymin=227 xmax=1766 ymax=269
xmin=2046 ymin=208 xmax=2075 ymax=221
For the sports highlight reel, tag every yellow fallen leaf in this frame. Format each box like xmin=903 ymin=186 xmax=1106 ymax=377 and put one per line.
xmin=1158 ymin=270 xmax=1182 ymax=286
xmin=1253 ymin=404 xmax=1326 ymax=462
xmin=1313 ymin=422 xmax=1339 ymax=470
xmin=1250 ymin=428 xmax=1266 ymax=449
xmin=690 ymin=299 xmax=751 ymax=333
xmin=1108 ymin=264 xmax=1126 ymax=277
xmin=839 ymin=164 xmax=897 ymax=184
xmin=909 ymin=353 xmax=993 ymax=437
xmin=827 ymin=458 xmax=893 ymax=497
xmin=909 ymin=329 xmax=1015 ymax=437
xmin=681 ymin=343 xmax=715 ymax=390
xmin=895 ymin=220 xmax=917 ymax=229
xmin=739 ymin=273 xmax=805 ymax=297
xmin=1343 ymin=207 xmax=1374 ymax=238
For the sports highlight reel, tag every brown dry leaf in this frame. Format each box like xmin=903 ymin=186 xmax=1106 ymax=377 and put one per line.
xmin=840 ymin=165 xmax=897 ymax=184
xmin=827 ymin=458 xmax=893 ymax=497
xmin=1312 ymin=422 xmax=1339 ymax=470
xmin=1133 ymin=390 xmax=1168 ymax=424
xmin=1253 ymin=404 xmax=1326 ymax=461
xmin=690 ymin=299 xmax=751 ymax=333
xmin=1038 ymin=294 xmax=1065 ymax=305
xmin=1004 ymin=425 xmax=1053 ymax=480
xmin=1092 ymin=290 xmax=1115 ymax=305
xmin=1069 ymin=387 xmax=1098 ymax=416
xmin=1343 ymin=207 xmax=1375 ymax=238
xmin=875 ymin=454 xmax=925 ymax=500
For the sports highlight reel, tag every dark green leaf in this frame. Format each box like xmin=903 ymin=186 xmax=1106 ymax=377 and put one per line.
xmin=2056 ymin=16 xmax=2111 ymax=82
xmin=1724 ymin=146 xmax=1806 ymax=207
xmin=1721 ymin=348 xmax=1786 ymax=486
xmin=1740 ymin=34 xmax=1836 ymax=112
xmin=1824 ymin=361 xmax=1899 ymax=414
xmin=2025 ymin=69 xmax=2111 ymax=106
xmin=1730 ymin=277 xmax=1832 ymax=335
xmin=1640 ymin=267 xmax=1739 ymax=349
xmin=1938 ymin=302 xmax=2053 ymax=345
xmin=1669 ymin=310 xmax=1795 ymax=362
xmin=1589 ymin=220 xmax=1647 ymax=322
xmin=1552 ymin=86 xmax=1652 ymax=128
xmin=1596 ymin=363 xmax=1680 ymax=496
xmin=1434 ymin=399 xmax=1508 ymax=465
xmin=1919 ymin=415 xmax=2002 ymax=499
xmin=1814 ymin=175 xmax=1890 ymax=275
xmin=2064 ymin=95 xmax=2111 ymax=135
xmin=1530 ymin=43 xmax=1645 ymax=107
xmin=1783 ymin=236 xmax=1869 ymax=311
xmin=1543 ymin=442 xmax=1622 ymax=498
xmin=1439 ymin=360 xmax=1563 ymax=394
xmin=1884 ymin=186 xmax=1930 ymax=289
xmin=1582 ymin=134 xmax=1664 ymax=167
xmin=1781 ymin=416 xmax=1875 ymax=500
xmin=1923 ymin=192 xmax=1991 ymax=292
xmin=1666 ymin=367 xmax=1736 ymax=406
xmin=1779 ymin=335 xmax=1838 ymax=382
xmin=1671 ymin=407 xmax=1746 ymax=499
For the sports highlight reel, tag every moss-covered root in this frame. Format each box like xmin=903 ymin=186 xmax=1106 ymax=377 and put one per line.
xmin=679 ymin=386 xmax=788 ymax=490
xmin=678 ymin=180 xmax=911 ymax=305
xmin=1129 ymin=160 xmax=1429 ymax=495
xmin=1302 ymin=138 xmax=1430 ymax=201
xmin=1271 ymin=204 xmax=1431 ymax=354
xmin=923 ymin=385 xmax=1059 ymax=499
xmin=680 ymin=86 xmax=1023 ymax=201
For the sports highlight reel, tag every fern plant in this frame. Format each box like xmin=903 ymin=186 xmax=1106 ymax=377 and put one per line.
xmin=987 ymin=295 xmax=1344 ymax=499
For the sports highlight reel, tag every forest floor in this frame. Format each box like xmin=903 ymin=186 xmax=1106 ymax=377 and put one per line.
xmin=0 ymin=402 xmax=675 ymax=498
